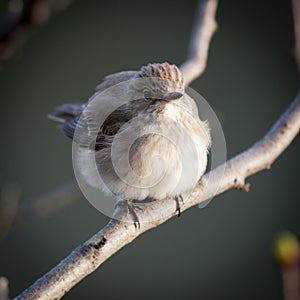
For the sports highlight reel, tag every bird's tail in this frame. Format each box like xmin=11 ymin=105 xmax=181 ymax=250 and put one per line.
xmin=48 ymin=102 xmax=87 ymax=142
xmin=47 ymin=102 xmax=84 ymax=123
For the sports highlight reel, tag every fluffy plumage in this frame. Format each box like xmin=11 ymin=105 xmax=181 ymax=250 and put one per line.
xmin=49 ymin=63 xmax=211 ymax=201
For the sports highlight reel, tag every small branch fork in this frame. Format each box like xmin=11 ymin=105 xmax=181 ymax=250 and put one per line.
xmin=13 ymin=0 xmax=300 ymax=299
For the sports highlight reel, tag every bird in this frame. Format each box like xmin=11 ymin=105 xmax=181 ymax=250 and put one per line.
xmin=49 ymin=62 xmax=211 ymax=224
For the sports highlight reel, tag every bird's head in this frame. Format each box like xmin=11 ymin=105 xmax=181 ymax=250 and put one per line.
xmin=131 ymin=63 xmax=185 ymax=104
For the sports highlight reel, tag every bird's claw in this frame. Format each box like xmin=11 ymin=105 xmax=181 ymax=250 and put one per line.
xmin=175 ymin=195 xmax=184 ymax=217
xmin=115 ymin=199 xmax=141 ymax=229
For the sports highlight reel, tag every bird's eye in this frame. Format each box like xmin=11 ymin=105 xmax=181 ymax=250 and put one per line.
xmin=143 ymin=91 xmax=152 ymax=101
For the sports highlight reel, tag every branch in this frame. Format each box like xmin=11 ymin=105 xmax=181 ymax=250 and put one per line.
xmin=0 ymin=183 xmax=20 ymax=238
xmin=0 ymin=0 xmax=72 ymax=65
xmin=0 ymin=277 xmax=10 ymax=300
xmin=180 ymin=0 xmax=218 ymax=85
xmin=0 ymin=180 xmax=80 ymax=238
xmin=293 ymin=0 xmax=300 ymax=75
xmin=14 ymin=86 xmax=300 ymax=300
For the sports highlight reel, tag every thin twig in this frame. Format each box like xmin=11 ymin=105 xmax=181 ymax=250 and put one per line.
xmin=292 ymin=0 xmax=300 ymax=75
xmin=14 ymin=180 xmax=81 ymax=222
xmin=0 ymin=0 xmax=72 ymax=65
xmin=180 ymin=0 xmax=218 ymax=85
xmin=0 ymin=277 xmax=10 ymax=300
xmin=0 ymin=180 xmax=81 ymax=238
xmin=0 ymin=183 xmax=20 ymax=238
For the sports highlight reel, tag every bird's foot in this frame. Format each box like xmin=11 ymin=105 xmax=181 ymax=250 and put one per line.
xmin=175 ymin=195 xmax=184 ymax=217
xmin=115 ymin=199 xmax=142 ymax=229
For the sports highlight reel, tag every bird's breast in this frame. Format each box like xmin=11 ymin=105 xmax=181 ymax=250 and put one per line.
xmin=77 ymin=102 xmax=210 ymax=200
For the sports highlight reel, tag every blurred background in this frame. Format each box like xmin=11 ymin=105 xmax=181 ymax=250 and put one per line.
xmin=0 ymin=0 xmax=299 ymax=299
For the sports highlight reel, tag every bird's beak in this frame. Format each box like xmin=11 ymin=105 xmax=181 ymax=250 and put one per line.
xmin=162 ymin=92 xmax=183 ymax=101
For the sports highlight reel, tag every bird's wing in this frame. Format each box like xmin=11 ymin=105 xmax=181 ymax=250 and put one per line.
xmin=94 ymin=99 xmax=147 ymax=151
xmin=85 ymin=70 xmax=140 ymax=149
xmin=58 ymin=100 xmax=144 ymax=151
xmin=48 ymin=71 xmax=141 ymax=150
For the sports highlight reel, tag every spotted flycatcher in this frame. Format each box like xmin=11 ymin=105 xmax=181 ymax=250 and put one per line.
xmin=49 ymin=63 xmax=211 ymax=219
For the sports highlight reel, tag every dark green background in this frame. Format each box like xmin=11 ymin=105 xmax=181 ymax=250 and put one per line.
xmin=0 ymin=0 xmax=299 ymax=299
